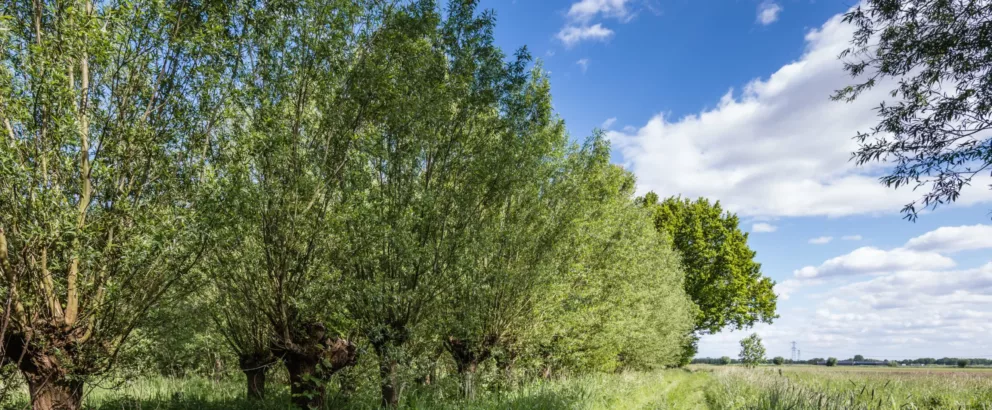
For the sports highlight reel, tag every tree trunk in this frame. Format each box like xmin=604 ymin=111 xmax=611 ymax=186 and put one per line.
xmin=23 ymin=371 xmax=83 ymax=410
xmin=239 ymin=353 xmax=274 ymax=400
xmin=242 ymin=367 xmax=266 ymax=400
xmin=283 ymin=354 xmax=324 ymax=410
xmin=378 ymin=358 xmax=399 ymax=408
xmin=458 ymin=362 xmax=478 ymax=399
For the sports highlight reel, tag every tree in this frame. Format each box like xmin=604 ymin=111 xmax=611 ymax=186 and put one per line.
xmin=738 ymin=334 xmax=766 ymax=369
xmin=854 ymin=354 xmax=865 ymax=362
xmin=200 ymin=1 xmax=380 ymax=406
xmin=330 ymin=2 xmax=596 ymax=406
xmin=0 ymin=1 xmax=234 ymax=408
xmin=773 ymin=356 xmax=785 ymax=365
xmin=534 ymin=141 xmax=694 ymax=375
xmin=958 ymin=359 xmax=970 ymax=368
xmin=640 ymin=194 xmax=777 ymax=363
xmin=826 ymin=357 xmax=838 ymax=367
xmin=720 ymin=356 xmax=732 ymax=365
xmin=835 ymin=0 xmax=992 ymax=220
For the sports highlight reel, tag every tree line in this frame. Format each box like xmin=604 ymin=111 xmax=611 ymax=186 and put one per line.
xmin=0 ymin=1 xmax=777 ymax=409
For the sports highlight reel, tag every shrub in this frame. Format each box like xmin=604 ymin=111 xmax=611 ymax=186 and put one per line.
xmin=826 ymin=357 xmax=837 ymax=367
xmin=772 ymin=357 xmax=784 ymax=365
xmin=958 ymin=359 xmax=969 ymax=368
xmin=720 ymin=356 xmax=732 ymax=365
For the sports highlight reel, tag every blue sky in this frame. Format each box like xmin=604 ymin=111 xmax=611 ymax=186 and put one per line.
xmin=477 ymin=0 xmax=992 ymax=360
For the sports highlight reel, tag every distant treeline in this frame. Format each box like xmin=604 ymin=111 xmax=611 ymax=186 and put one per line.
xmin=693 ymin=357 xmax=992 ymax=366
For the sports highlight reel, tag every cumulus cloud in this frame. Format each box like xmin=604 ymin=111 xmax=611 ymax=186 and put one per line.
xmin=601 ymin=117 xmax=617 ymax=129
xmin=607 ymin=10 xmax=992 ymax=218
xmin=752 ymin=222 xmax=777 ymax=233
xmin=793 ymin=247 xmax=955 ymax=279
xmin=558 ymin=0 xmax=637 ymax=47
xmin=557 ymin=24 xmax=614 ymax=47
xmin=699 ymin=263 xmax=992 ymax=358
xmin=757 ymin=1 xmax=782 ymax=25
xmin=567 ymin=0 xmax=633 ymax=22
xmin=808 ymin=236 xmax=833 ymax=245
xmin=842 ymin=235 xmax=863 ymax=241
xmin=903 ymin=225 xmax=992 ymax=254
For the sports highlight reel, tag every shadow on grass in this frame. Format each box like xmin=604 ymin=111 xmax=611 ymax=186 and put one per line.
xmin=18 ymin=388 xmax=586 ymax=410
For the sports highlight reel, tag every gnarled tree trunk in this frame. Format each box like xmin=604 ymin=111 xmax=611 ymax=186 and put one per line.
xmin=445 ymin=336 xmax=495 ymax=399
xmin=238 ymin=353 xmax=275 ymax=400
xmin=5 ymin=332 xmax=84 ymax=410
xmin=273 ymin=333 xmax=357 ymax=410
xmin=24 ymin=373 xmax=83 ymax=410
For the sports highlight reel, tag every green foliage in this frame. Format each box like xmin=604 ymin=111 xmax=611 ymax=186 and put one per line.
xmin=0 ymin=0 xmax=236 ymax=400
xmin=826 ymin=358 xmax=837 ymax=367
xmin=834 ymin=0 xmax=992 ymax=220
xmin=772 ymin=357 xmax=784 ymax=366
xmin=958 ymin=359 xmax=969 ymax=368
xmin=720 ymin=357 xmax=732 ymax=366
xmin=854 ymin=355 xmax=865 ymax=362
xmin=640 ymin=194 xmax=777 ymax=334
xmin=738 ymin=334 xmax=765 ymax=369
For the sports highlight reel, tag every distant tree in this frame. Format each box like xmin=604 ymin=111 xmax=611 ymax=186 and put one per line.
xmin=834 ymin=0 xmax=992 ymax=220
xmin=773 ymin=356 xmax=785 ymax=365
xmin=854 ymin=354 xmax=865 ymax=361
xmin=826 ymin=357 xmax=838 ymax=367
xmin=958 ymin=359 xmax=970 ymax=368
xmin=720 ymin=356 xmax=732 ymax=365
xmin=887 ymin=360 xmax=899 ymax=367
xmin=640 ymin=194 xmax=778 ymax=363
xmin=739 ymin=334 xmax=766 ymax=369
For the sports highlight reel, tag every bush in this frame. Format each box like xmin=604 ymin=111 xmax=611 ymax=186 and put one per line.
xmin=826 ymin=357 xmax=837 ymax=367
xmin=720 ymin=356 xmax=732 ymax=365
xmin=772 ymin=357 xmax=784 ymax=365
xmin=958 ymin=359 xmax=969 ymax=368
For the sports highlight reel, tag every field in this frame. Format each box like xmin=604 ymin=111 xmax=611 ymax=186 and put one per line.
xmin=5 ymin=365 xmax=992 ymax=409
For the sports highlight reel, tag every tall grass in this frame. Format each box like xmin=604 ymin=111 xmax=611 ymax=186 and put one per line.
xmin=702 ymin=365 xmax=992 ymax=409
xmin=3 ymin=370 xmax=711 ymax=409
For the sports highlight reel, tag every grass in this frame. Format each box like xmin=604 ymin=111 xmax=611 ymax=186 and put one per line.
xmin=699 ymin=365 xmax=992 ymax=409
xmin=5 ymin=365 xmax=992 ymax=409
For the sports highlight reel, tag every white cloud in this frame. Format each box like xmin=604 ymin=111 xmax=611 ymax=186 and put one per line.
xmin=577 ymin=58 xmax=591 ymax=73
xmin=842 ymin=235 xmax=863 ymax=241
xmin=557 ymin=24 xmax=614 ymax=47
xmin=752 ymin=222 xmax=777 ymax=233
xmin=808 ymin=236 xmax=833 ymax=245
xmin=601 ymin=117 xmax=617 ymax=129
xmin=757 ymin=1 xmax=782 ymax=25
xmin=794 ymin=246 xmax=955 ymax=279
xmin=607 ymin=9 xmax=992 ymax=218
xmin=700 ymin=263 xmax=992 ymax=358
xmin=904 ymin=225 xmax=992 ymax=254
xmin=567 ymin=0 xmax=633 ymax=23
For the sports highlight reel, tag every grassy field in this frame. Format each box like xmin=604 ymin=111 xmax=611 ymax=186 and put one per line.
xmin=700 ymin=365 xmax=992 ymax=409
xmin=5 ymin=365 xmax=992 ymax=409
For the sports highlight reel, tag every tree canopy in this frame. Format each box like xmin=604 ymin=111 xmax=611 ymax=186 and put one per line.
xmin=835 ymin=0 xmax=992 ymax=220
xmin=639 ymin=194 xmax=777 ymax=363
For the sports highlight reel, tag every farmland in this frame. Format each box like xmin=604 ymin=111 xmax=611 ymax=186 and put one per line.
xmin=3 ymin=365 xmax=991 ymax=409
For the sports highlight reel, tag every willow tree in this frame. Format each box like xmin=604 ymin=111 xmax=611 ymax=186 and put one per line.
xmin=333 ymin=1 xmax=559 ymax=406
xmin=0 ymin=1 xmax=234 ymax=408
xmin=201 ymin=0 xmax=382 ymax=407
xmin=535 ymin=136 xmax=696 ymax=375
xmin=438 ymin=68 xmax=578 ymax=398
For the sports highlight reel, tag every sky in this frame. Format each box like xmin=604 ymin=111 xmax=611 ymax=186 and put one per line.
xmin=476 ymin=0 xmax=992 ymax=361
